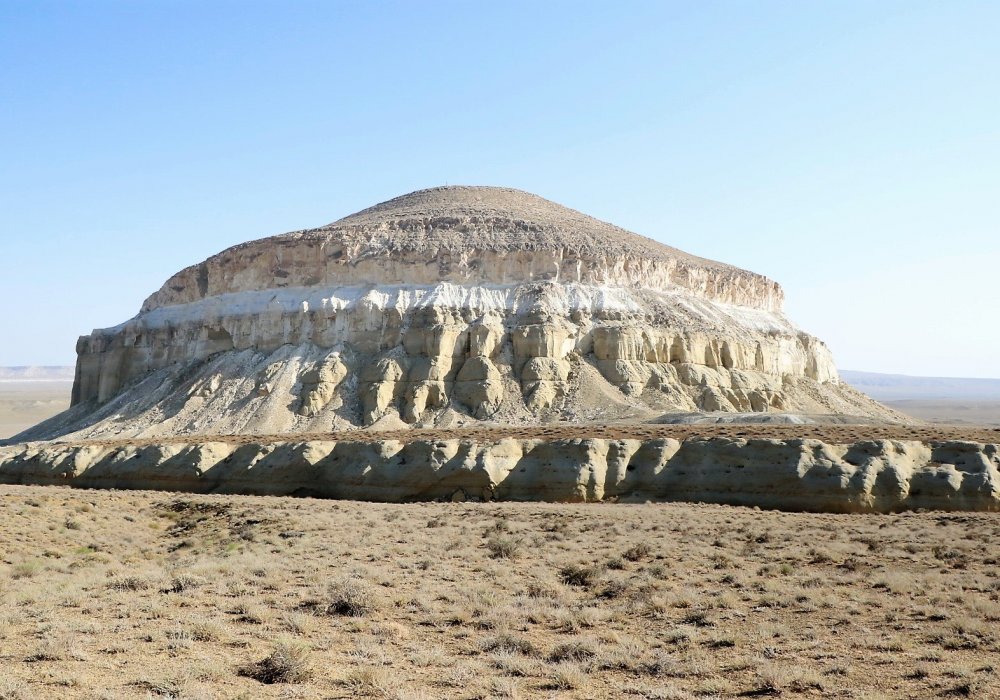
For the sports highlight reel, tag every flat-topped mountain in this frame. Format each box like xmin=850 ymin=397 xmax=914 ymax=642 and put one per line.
xmin=15 ymin=186 xmax=894 ymax=443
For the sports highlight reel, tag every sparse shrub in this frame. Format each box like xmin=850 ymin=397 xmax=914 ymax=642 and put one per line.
xmin=559 ymin=563 xmax=601 ymax=588
xmin=546 ymin=663 xmax=587 ymax=690
xmin=239 ymin=642 xmax=312 ymax=684
xmin=232 ymin=602 xmax=267 ymax=625
xmin=933 ymin=546 xmax=970 ymax=569
xmin=166 ymin=573 xmax=207 ymax=593
xmin=10 ymin=562 xmax=40 ymax=580
xmin=490 ymin=677 xmax=522 ymax=699
xmin=486 ymin=535 xmax=521 ymax=559
xmin=480 ymin=633 xmax=537 ymax=656
xmin=681 ymin=610 xmax=713 ymax=627
xmin=490 ymin=518 xmax=511 ymax=534
xmin=108 ymin=576 xmax=149 ymax=592
xmin=526 ymin=580 xmax=560 ymax=599
xmin=623 ymin=542 xmax=652 ymax=562
xmin=344 ymin=667 xmax=393 ymax=697
xmin=599 ymin=577 xmax=629 ymax=599
xmin=549 ymin=640 xmax=597 ymax=662
xmin=647 ymin=563 xmax=667 ymax=578
xmin=191 ymin=620 xmax=225 ymax=642
xmin=313 ymin=576 xmax=379 ymax=617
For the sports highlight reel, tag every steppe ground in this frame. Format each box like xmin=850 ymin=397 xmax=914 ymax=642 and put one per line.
xmin=0 ymin=381 xmax=72 ymax=441
xmin=882 ymin=400 xmax=1000 ymax=427
xmin=1 ymin=486 xmax=999 ymax=699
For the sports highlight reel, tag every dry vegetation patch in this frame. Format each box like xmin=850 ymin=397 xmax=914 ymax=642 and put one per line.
xmin=0 ymin=485 xmax=998 ymax=698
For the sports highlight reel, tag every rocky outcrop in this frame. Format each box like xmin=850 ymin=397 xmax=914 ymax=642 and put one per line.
xmin=22 ymin=186 xmax=896 ymax=444
xmin=2 ymin=437 xmax=997 ymax=512
xmin=139 ymin=187 xmax=784 ymax=313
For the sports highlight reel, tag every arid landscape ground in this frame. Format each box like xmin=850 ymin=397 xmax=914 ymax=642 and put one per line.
xmin=0 ymin=380 xmax=72 ymax=442
xmin=1 ymin=485 xmax=999 ymax=699
xmin=881 ymin=400 xmax=1000 ymax=427
xmin=3 ymin=370 xmax=1000 ymax=698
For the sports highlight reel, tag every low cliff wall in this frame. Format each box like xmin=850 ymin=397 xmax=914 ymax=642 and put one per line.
xmin=2 ymin=437 xmax=996 ymax=513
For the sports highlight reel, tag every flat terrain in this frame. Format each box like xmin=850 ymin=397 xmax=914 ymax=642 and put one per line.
xmin=0 ymin=381 xmax=72 ymax=441
xmin=884 ymin=400 xmax=1000 ymax=427
xmin=1 ymin=486 xmax=998 ymax=699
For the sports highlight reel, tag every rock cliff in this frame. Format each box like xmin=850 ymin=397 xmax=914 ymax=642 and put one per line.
xmin=1 ymin=437 xmax=996 ymax=513
xmin=19 ymin=186 xmax=894 ymax=443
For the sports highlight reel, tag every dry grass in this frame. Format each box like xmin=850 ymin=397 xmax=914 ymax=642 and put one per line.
xmin=0 ymin=484 xmax=998 ymax=698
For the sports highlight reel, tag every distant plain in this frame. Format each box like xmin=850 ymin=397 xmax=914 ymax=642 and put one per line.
xmin=0 ymin=380 xmax=72 ymax=441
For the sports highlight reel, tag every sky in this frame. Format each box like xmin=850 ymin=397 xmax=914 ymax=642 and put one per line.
xmin=1 ymin=1 xmax=998 ymax=377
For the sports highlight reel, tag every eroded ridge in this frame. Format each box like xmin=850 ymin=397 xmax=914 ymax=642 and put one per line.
xmin=3 ymin=432 xmax=997 ymax=512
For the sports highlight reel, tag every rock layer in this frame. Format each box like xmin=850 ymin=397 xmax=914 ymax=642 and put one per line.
xmin=2 ymin=437 xmax=996 ymax=512
xmin=21 ymin=186 xmax=895 ymax=443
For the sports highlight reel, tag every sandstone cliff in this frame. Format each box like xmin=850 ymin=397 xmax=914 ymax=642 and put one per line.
xmin=16 ymin=186 xmax=894 ymax=443
xmin=1 ymin=437 xmax=996 ymax=513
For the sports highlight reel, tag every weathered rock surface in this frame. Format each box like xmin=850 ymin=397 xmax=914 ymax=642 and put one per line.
xmin=17 ymin=186 xmax=896 ymax=443
xmin=2 ymin=437 xmax=996 ymax=512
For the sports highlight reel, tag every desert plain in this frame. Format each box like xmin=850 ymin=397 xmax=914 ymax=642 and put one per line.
xmin=2 ymin=484 xmax=999 ymax=699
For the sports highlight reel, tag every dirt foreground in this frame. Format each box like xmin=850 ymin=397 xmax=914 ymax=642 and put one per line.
xmin=0 ymin=485 xmax=997 ymax=699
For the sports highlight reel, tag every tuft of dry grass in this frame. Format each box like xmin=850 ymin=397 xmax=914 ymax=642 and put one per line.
xmin=239 ymin=641 xmax=312 ymax=684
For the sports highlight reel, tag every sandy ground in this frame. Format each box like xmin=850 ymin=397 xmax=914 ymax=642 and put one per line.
xmin=0 ymin=381 xmax=72 ymax=441
xmin=0 ymin=485 xmax=997 ymax=699
xmin=884 ymin=400 xmax=1000 ymax=427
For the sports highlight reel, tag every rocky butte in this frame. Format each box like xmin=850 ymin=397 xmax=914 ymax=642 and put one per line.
xmin=3 ymin=186 xmax=998 ymax=511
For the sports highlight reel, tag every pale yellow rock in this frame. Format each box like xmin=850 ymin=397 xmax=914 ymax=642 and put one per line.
xmin=453 ymin=357 xmax=503 ymax=418
xmin=359 ymin=357 xmax=407 ymax=426
xmin=299 ymin=355 xmax=348 ymax=417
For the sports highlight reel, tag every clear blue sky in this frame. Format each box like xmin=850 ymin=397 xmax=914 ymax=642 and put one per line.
xmin=2 ymin=1 xmax=998 ymax=377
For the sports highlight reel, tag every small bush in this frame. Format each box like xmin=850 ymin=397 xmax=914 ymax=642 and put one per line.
xmin=239 ymin=642 xmax=312 ymax=684
xmin=166 ymin=573 xmax=207 ymax=593
xmin=486 ymin=535 xmax=521 ymax=559
xmin=559 ymin=564 xmax=601 ymax=588
xmin=549 ymin=640 xmax=597 ymax=662
xmin=317 ymin=577 xmax=379 ymax=617
xmin=108 ymin=576 xmax=149 ymax=592
xmin=480 ymin=633 xmax=537 ymax=656
xmin=623 ymin=542 xmax=652 ymax=562
xmin=10 ymin=562 xmax=40 ymax=580
xmin=546 ymin=663 xmax=587 ymax=690
xmin=599 ymin=578 xmax=629 ymax=599
xmin=344 ymin=667 xmax=393 ymax=696
xmin=526 ymin=580 xmax=560 ymax=599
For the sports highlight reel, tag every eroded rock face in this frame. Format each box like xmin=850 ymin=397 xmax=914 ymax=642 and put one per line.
xmin=2 ymin=438 xmax=997 ymax=512
xmin=24 ymin=186 xmax=894 ymax=443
